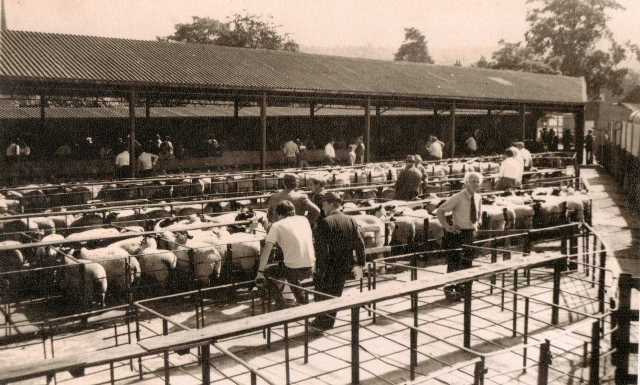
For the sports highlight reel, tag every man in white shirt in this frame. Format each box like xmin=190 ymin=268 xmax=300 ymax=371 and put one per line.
xmin=114 ymin=148 xmax=131 ymax=179
xmin=465 ymin=135 xmax=477 ymax=155
xmin=282 ymin=140 xmax=299 ymax=168
xmin=513 ymin=141 xmax=532 ymax=170
xmin=436 ymin=172 xmax=483 ymax=300
xmin=137 ymin=150 xmax=159 ymax=177
xmin=256 ymin=200 xmax=315 ymax=309
xmin=427 ymin=135 xmax=445 ymax=160
xmin=497 ymin=148 xmax=523 ymax=190
xmin=324 ymin=140 xmax=336 ymax=165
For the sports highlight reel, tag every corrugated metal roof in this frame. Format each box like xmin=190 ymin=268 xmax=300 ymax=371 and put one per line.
xmin=0 ymin=105 xmax=509 ymax=119
xmin=0 ymin=30 xmax=587 ymax=105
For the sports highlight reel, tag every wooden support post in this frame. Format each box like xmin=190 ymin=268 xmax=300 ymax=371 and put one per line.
xmin=364 ymin=98 xmax=371 ymax=163
xmin=552 ymin=260 xmax=561 ymax=325
xmin=589 ymin=320 xmax=601 ymax=385
xmin=201 ymin=343 xmax=210 ymax=385
xmin=40 ymin=94 xmax=47 ymax=126
xmin=310 ymin=102 xmax=315 ymax=133
xmin=376 ymin=105 xmax=382 ymax=157
xmin=537 ymin=339 xmax=551 ymax=385
xmin=351 ymin=306 xmax=360 ymax=384
xmin=162 ymin=320 xmax=170 ymax=385
xmin=463 ymin=280 xmax=472 ymax=348
xmin=575 ymin=107 xmax=585 ymax=176
xmin=520 ymin=105 xmax=527 ymax=141
xmin=450 ymin=102 xmax=456 ymax=158
xmin=145 ymin=98 xmax=150 ymax=119
xmin=128 ymin=90 xmax=137 ymax=178
xmin=260 ymin=94 xmax=267 ymax=170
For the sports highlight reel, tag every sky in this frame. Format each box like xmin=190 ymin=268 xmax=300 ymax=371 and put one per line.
xmin=3 ymin=0 xmax=640 ymax=67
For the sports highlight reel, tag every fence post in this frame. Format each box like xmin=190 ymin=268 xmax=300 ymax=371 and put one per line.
xmin=284 ymin=322 xmax=290 ymax=385
xmin=473 ymin=357 xmax=486 ymax=385
xmin=512 ymin=269 xmax=519 ymax=338
xmin=551 ymin=260 xmax=561 ymax=325
xmin=463 ymin=280 xmax=473 ymax=348
xmin=163 ymin=319 xmax=170 ymax=385
xmin=598 ymin=248 xmax=607 ymax=314
xmin=351 ymin=306 xmax=360 ymax=384
xmin=410 ymin=292 xmax=418 ymax=381
xmin=201 ymin=343 xmax=210 ymax=385
xmin=537 ymin=339 xmax=551 ymax=385
xmin=589 ymin=320 xmax=601 ymax=385
xmin=612 ymin=273 xmax=635 ymax=384
xmin=490 ymin=238 xmax=497 ymax=294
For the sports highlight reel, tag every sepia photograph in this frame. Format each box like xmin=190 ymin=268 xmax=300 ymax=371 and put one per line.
xmin=0 ymin=0 xmax=638 ymax=384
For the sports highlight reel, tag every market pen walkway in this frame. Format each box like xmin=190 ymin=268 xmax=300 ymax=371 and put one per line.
xmin=581 ymin=167 xmax=640 ymax=276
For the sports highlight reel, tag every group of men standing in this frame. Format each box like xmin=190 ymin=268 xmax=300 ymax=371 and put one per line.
xmin=255 ymin=173 xmax=365 ymax=330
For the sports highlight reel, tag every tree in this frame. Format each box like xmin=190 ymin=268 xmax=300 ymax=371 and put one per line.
xmin=489 ymin=39 xmax=558 ymax=74
xmin=474 ymin=56 xmax=490 ymax=68
xmin=160 ymin=12 xmax=299 ymax=52
xmin=524 ymin=0 xmax=628 ymax=98
xmin=394 ymin=28 xmax=434 ymax=63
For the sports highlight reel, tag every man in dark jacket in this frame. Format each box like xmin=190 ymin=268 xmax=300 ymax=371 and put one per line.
xmin=394 ymin=155 xmax=423 ymax=200
xmin=311 ymin=192 xmax=366 ymax=330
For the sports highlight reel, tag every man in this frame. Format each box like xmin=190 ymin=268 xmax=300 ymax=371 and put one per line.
xmin=394 ymin=155 xmax=423 ymax=200
xmin=267 ymin=173 xmax=320 ymax=224
xmin=355 ymin=136 xmax=365 ymax=164
xmin=137 ymin=147 xmax=159 ymax=178
xmin=497 ymin=148 xmax=523 ymax=190
xmin=282 ymin=139 xmax=299 ymax=168
xmin=585 ymin=130 xmax=594 ymax=165
xmin=114 ymin=146 xmax=131 ymax=179
xmin=465 ymin=133 xmax=478 ymax=155
xmin=256 ymin=200 xmax=315 ymax=309
xmin=426 ymin=135 xmax=445 ymax=160
xmin=311 ymin=192 xmax=366 ymax=330
xmin=513 ymin=141 xmax=532 ymax=171
xmin=324 ymin=139 xmax=336 ymax=165
xmin=436 ymin=172 xmax=483 ymax=300
xmin=5 ymin=139 xmax=19 ymax=163
xmin=308 ymin=175 xmax=327 ymax=219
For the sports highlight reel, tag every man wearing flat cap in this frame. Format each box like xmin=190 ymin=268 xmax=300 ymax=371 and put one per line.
xmin=394 ymin=155 xmax=423 ymax=200
xmin=310 ymin=191 xmax=366 ymax=330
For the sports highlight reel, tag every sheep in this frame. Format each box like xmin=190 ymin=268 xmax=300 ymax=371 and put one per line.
xmin=59 ymin=256 xmax=108 ymax=308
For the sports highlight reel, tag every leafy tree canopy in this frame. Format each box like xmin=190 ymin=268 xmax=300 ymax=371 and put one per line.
xmin=524 ymin=0 xmax=628 ymax=98
xmin=477 ymin=0 xmax=635 ymax=100
xmin=394 ymin=27 xmax=434 ymax=64
xmin=159 ymin=12 xmax=299 ymax=52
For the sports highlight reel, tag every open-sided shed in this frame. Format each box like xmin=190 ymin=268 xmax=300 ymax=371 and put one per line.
xmin=0 ymin=29 xmax=587 ymax=174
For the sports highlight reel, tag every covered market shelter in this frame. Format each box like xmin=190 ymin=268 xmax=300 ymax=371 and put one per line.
xmin=0 ymin=29 xmax=588 ymax=176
